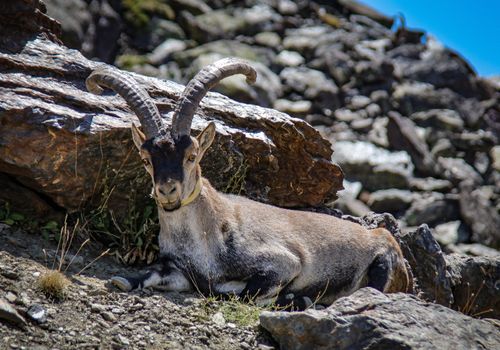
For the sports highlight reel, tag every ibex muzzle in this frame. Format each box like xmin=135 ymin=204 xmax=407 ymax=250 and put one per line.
xmin=86 ymin=58 xmax=412 ymax=310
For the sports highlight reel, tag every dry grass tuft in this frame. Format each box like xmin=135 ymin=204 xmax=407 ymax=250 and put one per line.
xmin=37 ymin=270 xmax=69 ymax=300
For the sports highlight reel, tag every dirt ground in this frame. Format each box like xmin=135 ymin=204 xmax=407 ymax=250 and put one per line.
xmin=0 ymin=224 xmax=277 ymax=349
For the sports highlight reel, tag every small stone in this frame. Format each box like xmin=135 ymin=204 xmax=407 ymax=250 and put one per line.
xmin=1 ymin=270 xmax=19 ymax=280
xmin=334 ymin=108 xmax=363 ymax=122
xmin=409 ymin=177 xmax=453 ymax=192
xmin=447 ymin=243 xmax=500 ymax=257
xmin=275 ymin=50 xmax=305 ymax=67
xmin=90 ymin=303 xmax=106 ymax=313
xmin=350 ymin=118 xmax=372 ymax=132
xmin=257 ymin=345 xmax=275 ymax=350
xmin=0 ymin=298 xmax=27 ymax=328
xmin=366 ymin=189 xmax=414 ymax=213
xmin=148 ymin=39 xmax=187 ymax=65
xmin=273 ymin=99 xmax=311 ymax=115
xmin=348 ymin=95 xmax=371 ymax=110
xmin=254 ymin=32 xmax=281 ymax=47
xmin=116 ymin=334 xmax=130 ymax=346
xmin=27 ymin=304 xmax=47 ymax=324
xmin=0 ymin=223 xmax=11 ymax=234
xmin=5 ymin=292 xmax=17 ymax=303
xmin=211 ymin=312 xmax=225 ymax=326
xmin=491 ymin=145 xmax=500 ymax=172
xmin=365 ymin=103 xmax=382 ymax=118
xmin=240 ymin=341 xmax=251 ymax=350
xmin=433 ymin=221 xmax=468 ymax=246
xmin=111 ymin=307 xmax=124 ymax=314
xmin=277 ymin=0 xmax=298 ymax=15
xmin=101 ymin=311 xmax=116 ymax=322
xmin=438 ymin=157 xmax=482 ymax=184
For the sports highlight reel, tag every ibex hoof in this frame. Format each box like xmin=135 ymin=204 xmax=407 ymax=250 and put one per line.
xmin=110 ymin=276 xmax=132 ymax=291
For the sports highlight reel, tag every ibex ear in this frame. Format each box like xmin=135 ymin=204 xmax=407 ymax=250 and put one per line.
xmin=131 ymin=123 xmax=146 ymax=150
xmin=197 ymin=122 xmax=216 ymax=158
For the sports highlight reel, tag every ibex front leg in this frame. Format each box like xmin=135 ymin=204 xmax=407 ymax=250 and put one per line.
xmin=111 ymin=257 xmax=193 ymax=292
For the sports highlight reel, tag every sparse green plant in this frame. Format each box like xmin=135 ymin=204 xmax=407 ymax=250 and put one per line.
xmin=0 ymin=203 xmax=24 ymax=226
xmin=38 ymin=216 xmax=110 ymax=300
xmin=200 ymin=294 xmax=268 ymax=327
xmin=0 ymin=200 xmax=59 ymax=237
xmin=458 ymin=278 xmax=493 ymax=318
xmin=116 ymin=54 xmax=150 ymax=70
xmin=82 ymin=162 xmax=159 ymax=265
xmin=223 ymin=161 xmax=248 ymax=195
xmin=122 ymin=0 xmax=175 ymax=28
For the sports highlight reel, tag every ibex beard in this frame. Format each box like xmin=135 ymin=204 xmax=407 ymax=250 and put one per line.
xmin=86 ymin=57 xmax=412 ymax=310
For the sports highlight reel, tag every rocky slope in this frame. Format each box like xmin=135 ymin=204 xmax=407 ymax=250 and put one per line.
xmin=0 ymin=0 xmax=499 ymax=349
xmin=42 ymin=0 xmax=499 ymax=255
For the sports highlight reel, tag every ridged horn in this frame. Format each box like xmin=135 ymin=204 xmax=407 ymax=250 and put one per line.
xmin=86 ymin=67 xmax=165 ymax=138
xmin=171 ymin=57 xmax=257 ymax=139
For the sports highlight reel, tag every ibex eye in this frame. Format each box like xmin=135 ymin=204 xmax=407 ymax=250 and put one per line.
xmin=142 ymin=159 xmax=150 ymax=166
xmin=188 ymin=154 xmax=197 ymax=162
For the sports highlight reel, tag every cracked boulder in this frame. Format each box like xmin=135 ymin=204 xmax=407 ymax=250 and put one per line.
xmin=260 ymin=288 xmax=500 ymax=350
xmin=0 ymin=2 xmax=343 ymax=218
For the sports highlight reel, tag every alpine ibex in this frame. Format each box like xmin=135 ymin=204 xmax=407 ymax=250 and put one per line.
xmin=86 ymin=58 xmax=411 ymax=309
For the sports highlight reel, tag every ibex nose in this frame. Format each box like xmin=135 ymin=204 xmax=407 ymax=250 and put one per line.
xmin=156 ymin=180 xmax=179 ymax=202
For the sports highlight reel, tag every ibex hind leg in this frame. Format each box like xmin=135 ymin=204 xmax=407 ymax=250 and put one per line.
xmin=111 ymin=258 xmax=192 ymax=292
xmin=367 ymin=255 xmax=391 ymax=291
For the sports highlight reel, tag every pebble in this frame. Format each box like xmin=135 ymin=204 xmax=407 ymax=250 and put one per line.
xmin=111 ymin=307 xmax=124 ymax=314
xmin=0 ymin=298 xmax=27 ymax=327
xmin=90 ymin=303 xmax=106 ymax=313
xmin=116 ymin=334 xmax=130 ymax=346
xmin=1 ymin=270 xmax=19 ymax=280
xmin=211 ymin=312 xmax=226 ymax=326
xmin=27 ymin=304 xmax=47 ymax=324
xmin=101 ymin=311 xmax=117 ymax=322
xmin=5 ymin=292 xmax=17 ymax=303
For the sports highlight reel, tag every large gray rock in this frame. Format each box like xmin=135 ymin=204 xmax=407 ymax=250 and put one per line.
xmin=366 ymin=189 xmax=414 ymax=213
xmin=260 ymin=288 xmax=500 ymax=350
xmin=280 ymin=67 xmax=340 ymax=112
xmin=395 ymin=225 xmax=454 ymax=306
xmin=410 ymin=109 xmax=464 ymax=131
xmin=387 ymin=111 xmax=439 ymax=176
xmin=0 ymin=10 xmax=343 ymax=218
xmin=0 ymin=298 xmax=27 ymax=328
xmin=353 ymin=213 xmax=453 ymax=306
xmin=446 ymin=254 xmax=500 ymax=319
xmin=459 ymin=181 xmax=500 ymax=249
xmin=404 ymin=192 xmax=460 ymax=227
xmin=183 ymin=5 xmax=282 ymax=43
xmin=332 ymin=141 xmax=414 ymax=191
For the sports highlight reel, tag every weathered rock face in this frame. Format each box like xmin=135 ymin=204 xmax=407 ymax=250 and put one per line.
xmin=0 ymin=2 xmax=343 ymax=218
xmin=260 ymin=288 xmax=500 ymax=350
xmin=446 ymin=253 xmax=500 ymax=319
xmin=37 ymin=0 xmax=500 ymax=254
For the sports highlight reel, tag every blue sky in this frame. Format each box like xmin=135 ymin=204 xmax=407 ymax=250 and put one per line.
xmin=364 ymin=0 xmax=500 ymax=77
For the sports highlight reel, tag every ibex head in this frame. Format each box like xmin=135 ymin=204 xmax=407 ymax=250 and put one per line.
xmin=86 ymin=58 xmax=257 ymax=211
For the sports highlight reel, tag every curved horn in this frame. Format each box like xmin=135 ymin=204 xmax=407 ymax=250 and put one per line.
xmin=86 ymin=67 xmax=165 ymax=138
xmin=171 ymin=57 xmax=257 ymax=139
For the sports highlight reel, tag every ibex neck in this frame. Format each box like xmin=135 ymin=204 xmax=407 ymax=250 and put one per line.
xmin=180 ymin=177 xmax=203 ymax=207
xmin=157 ymin=178 xmax=224 ymax=249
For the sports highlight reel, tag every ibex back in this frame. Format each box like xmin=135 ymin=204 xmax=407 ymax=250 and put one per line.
xmin=86 ymin=58 xmax=411 ymax=309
